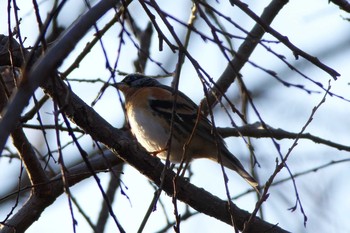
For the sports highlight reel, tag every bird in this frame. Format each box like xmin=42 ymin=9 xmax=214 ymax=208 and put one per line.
xmin=113 ymin=73 xmax=259 ymax=192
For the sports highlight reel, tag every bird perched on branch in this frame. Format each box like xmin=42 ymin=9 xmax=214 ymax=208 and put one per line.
xmin=113 ymin=73 xmax=259 ymax=192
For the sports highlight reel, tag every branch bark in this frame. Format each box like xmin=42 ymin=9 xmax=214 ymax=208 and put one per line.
xmin=0 ymin=0 xmax=296 ymax=231
xmin=0 ymin=0 xmax=120 ymax=154
xmin=204 ymin=0 xmax=289 ymax=112
xmin=0 ymin=71 xmax=290 ymax=232
xmin=39 ymin=72 xmax=289 ymax=232
xmin=0 ymin=152 xmax=122 ymax=233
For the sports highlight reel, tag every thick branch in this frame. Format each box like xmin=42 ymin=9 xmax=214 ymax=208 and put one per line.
xmin=0 ymin=22 xmax=289 ymax=230
xmin=206 ymin=0 xmax=289 ymax=110
xmin=0 ymin=152 xmax=122 ymax=233
xmin=329 ymin=0 xmax=350 ymax=12
xmin=0 ymin=1 xmax=293 ymax=230
xmin=0 ymin=0 xmax=120 ymax=154
xmin=38 ymin=74 xmax=289 ymax=233
xmin=10 ymin=128 xmax=50 ymax=195
xmin=0 ymin=67 xmax=50 ymax=196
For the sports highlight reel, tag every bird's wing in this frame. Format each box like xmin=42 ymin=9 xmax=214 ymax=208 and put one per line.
xmin=148 ymin=86 xmax=220 ymax=144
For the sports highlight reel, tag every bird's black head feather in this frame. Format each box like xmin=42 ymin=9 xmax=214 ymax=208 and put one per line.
xmin=121 ymin=73 xmax=161 ymax=87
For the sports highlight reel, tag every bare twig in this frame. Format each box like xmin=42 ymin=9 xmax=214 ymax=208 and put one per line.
xmin=41 ymin=66 xmax=289 ymax=233
xmin=244 ymin=82 xmax=331 ymax=232
xmin=203 ymin=0 xmax=289 ymax=112
xmin=96 ymin=163 xmax=124 ymax=232
xmin=217 ymin=123 xmax=350 ymax=152
xmin=231 ymin=0 xmax=340 ymax=79
xmin=0 ymin=66 xmax=50 ymax=197
xmin=0 ymin=0 xmax=120 ymax=154
xmin=0 ymin=152 xmax=123 ymax=233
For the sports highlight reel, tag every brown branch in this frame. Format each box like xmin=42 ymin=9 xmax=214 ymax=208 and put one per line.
xmin=0 ymin=152 xmax=123 ymax=233
xmin=1 ymin=73 xmax=289 ymax=232
xmin=10 ymin=128 xmax=50 ymax=195
xmin=247 ymin=86 xmax=330 ymax=230
xmin=231 ymin=0 xmax=340 ymax=79
xmin=96 ymin=163 xmax=124 ymax=232
xmin=133 ymin=22 xmax=153 ymax=73
xmin=0 ymin=2 xmax=300 ymax=231
xmin=0 ymin=67 xmax=50 ymax=196
xmin=0 ymin=10 xmax=300 ymax=229
xmin=217 ymin=122 xmax=350 ymax=152
xmin=0 ymin=36 xmax=24 ymax=68
xmin=329 ymin=0 xmax=350 ymax=12
xmin=0 ymin=0 xmax=120 ymax=154
xmin=204 ymin=0 xmax=289 ymax=111
xmin=0 ymin=46 xmax=289 ymax=233
xmin=39 ymin=69 xmax=289 ymax=232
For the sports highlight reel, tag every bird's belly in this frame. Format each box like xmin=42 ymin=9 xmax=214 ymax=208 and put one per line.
xmin=128 ymin=108 xmax=169 ymax=157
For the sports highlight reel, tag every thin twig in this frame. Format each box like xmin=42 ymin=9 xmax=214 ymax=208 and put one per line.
xmin=0 ymin=0 xmax=120 ymax=153
xmin=217 ymin=123 xmax=350 ymax=152
xmin=243 ymin=81 xmax=331 ymax=232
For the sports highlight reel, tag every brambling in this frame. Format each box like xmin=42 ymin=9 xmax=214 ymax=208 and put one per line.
xmin=114 ymin=73 xmax=259 ymax=191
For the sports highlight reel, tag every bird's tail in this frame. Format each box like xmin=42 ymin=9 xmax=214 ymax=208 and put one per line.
xmin=218 ymin=150 xmax=259 ymax=193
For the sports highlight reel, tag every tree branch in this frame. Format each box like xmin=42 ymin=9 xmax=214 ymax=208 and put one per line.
xmin=329 ymin=0 xmax=350 ymax=13
xmin=0 ymin=0 xmax=120 ymax=154
xmin=217 ymin=122 xmax=350 ymax=152
xmin=0 ymin=67 xmax=50 ymax=196
xmin=204 ymin=0 xmax=289 ymax=111
xmin=0 ymin=152 xmax=123 ymax=233
xmin=38 ymin=70 xmax=289 ymax=232
xmin=232 ymin=0 xmax=340 ymax=79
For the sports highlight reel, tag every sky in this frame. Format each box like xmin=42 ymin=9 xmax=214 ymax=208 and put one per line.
xmin=1 ymin=0 xmax=350 ymax=232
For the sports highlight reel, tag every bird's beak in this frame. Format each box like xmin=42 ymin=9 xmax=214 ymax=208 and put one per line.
xmin=112 ymin=82 xmax=127 ymax=92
